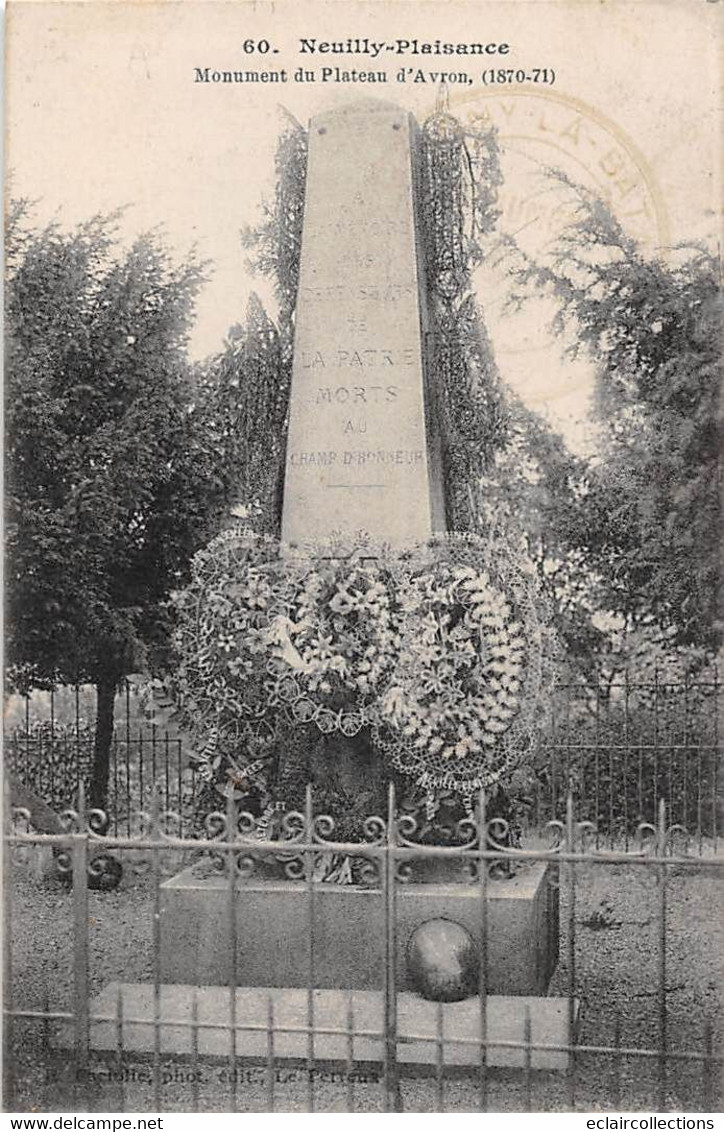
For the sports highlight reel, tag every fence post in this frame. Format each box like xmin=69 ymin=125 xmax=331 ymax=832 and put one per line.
xmin=125 ymin=681 xmax=132 ymax=839
xmin=523 ymin=1002 xmax=533 ymax=1111
xmin=623 ymin=670 xmax=630 ymax=847
xmin=345 ymin=992 xmax=355 ymax=1113
xmin=74 ymin=685 xmax=81 ymax=808
xmin=3 ymin=784 xmax=15 ymax=1110
xmin=114 ymin=984 xmax=125 ymax=1112
xmin=150 ymin=789 xmax=162 ymax=1112
xmin=477 ymin=787 xmax=488 ymax=1112
xmin=656 ymin=796 xmax=668 ymax=1112
xmin=72 ymin=782 xmax=90 ymax=1095
xmin=702 ymin=1020 xmax=713 ymax=1112
xmin=653 ymin=668 xmax=660 ymax=827
xmin=266 ymin=993 xmax=275 ymax=1113
xmin=383 ymin=782 xmax=401 ymax=1112
xmin=23 ymin=695 xmax=31 ymax=798
xmin=712 ymin=669 xmax=719 ymax=853
xmin=226 ymin=792 xmax=238 ymax=1113
xmin=305 ymin=783 xmax=315 ymax=1113
xmin=565 ymin=791 xmax=577 ymax=1109
xmin=594 ymin=672 xmax=601 ymax=846
xmin=49 ymin=688 xmax=56 ymax=816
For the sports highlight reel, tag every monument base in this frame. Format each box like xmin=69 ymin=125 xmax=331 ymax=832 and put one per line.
xmin=58 ymin=982 xmax=579 ymax=1071
xmin=159 ymin=861 xmax=558 ymax=995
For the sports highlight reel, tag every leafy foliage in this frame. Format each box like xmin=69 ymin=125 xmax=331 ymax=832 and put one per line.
xmin=503 ymin=175 xmax=721 ymax=660
xmin=479 ymin=395 xmax=612 ymax=681
xmin=194 ymin=294 xmax=290 ymax=534
xmin=207 ymin=113 xmax=309 ymax=533
xmin=241 ymin=113 xmax=307 ymax=324
xmin=5 ymin=720 xmax=94 ymax=813
xmin=419 ymin=106 xmax=508 ymax=529
xmin=5 ymin=203 xmax=215 ymax=803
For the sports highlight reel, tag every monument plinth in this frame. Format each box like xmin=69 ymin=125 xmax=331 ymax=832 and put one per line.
xmin=160 ymin=860 xmax=558 ymax=995
xmin=282 ymin=101 xmax=446 ymax=547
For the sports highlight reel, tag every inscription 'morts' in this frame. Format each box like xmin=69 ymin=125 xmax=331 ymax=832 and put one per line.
xmin=316 ymin=385 xmax=398 ymax=404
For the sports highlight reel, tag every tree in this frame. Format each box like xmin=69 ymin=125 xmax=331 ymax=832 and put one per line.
xmin=505 ymin=176 xmax=721 ymax=659
xmin=478 ymin=394 xmax=612 ymax=682
xmin=5 ymin=203 xmax=215 ymax=811
xmin=194 ymin=293 xmax=289 ymax=534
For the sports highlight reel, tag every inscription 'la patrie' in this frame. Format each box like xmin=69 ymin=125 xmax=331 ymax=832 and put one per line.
xmin=281 ymin=99 xmax=445 ymax=547
xmin=301 ymin=347 xmax=415 ymax=368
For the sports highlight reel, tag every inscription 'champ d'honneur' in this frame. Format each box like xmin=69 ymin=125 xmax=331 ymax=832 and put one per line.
xmin=281 ymin=100 xmax=445 ymax=547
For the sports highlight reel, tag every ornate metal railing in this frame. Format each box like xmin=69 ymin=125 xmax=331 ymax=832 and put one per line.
xmin=4 ymin=784 xmax=722 ymax=1113
xmin=5 ymin=672 xmax=722 ymax=848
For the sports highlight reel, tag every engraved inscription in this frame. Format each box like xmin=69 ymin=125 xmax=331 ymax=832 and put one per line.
xmin=309 ymin=216 xmax=410 ymax=240
xmin=301 ymin=349 xmax=414 ymax=369
xmin=342 ymin=449 xmax=424 ymax=466
xmin=288 ymin=451 xmax=338 ymax=467
xmin=315 ymin=385 xmax=398 ymax=403
xmin=281 ymin=104 xmax=445 ymax=546
xmin=286 ymin=448 xmax=424 ymax=469
xmin=299 ymin=283 xmax=417 ymax=305
xmin=302 ymin=350 xmax=326 ymax=369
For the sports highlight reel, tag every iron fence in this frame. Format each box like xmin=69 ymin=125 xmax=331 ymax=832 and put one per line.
xmin=539 ymin=672 xmax=721 ymax=849
xmin=4 ymin=785 xmax=722 ymax=1113
xmin=4 ymin=682 xmax=194 ymax=837
xmin=5 ymin=673 xmax=722 ymax=848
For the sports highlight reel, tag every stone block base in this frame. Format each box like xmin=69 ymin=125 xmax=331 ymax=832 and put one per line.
xmin=60 ymin=983 xmax=578 ymax=1071
xmin=159 ymin=861 xmax=558 ymax=995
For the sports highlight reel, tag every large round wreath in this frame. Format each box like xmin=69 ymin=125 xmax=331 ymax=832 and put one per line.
xmin=168 ymin=528 xmax=553 ymax=807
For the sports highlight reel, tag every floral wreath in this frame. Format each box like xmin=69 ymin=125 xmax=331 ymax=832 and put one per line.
xmin=372 ymin=534 xmax=551 ymax=804
xmin=167 ymin=527 xmax=554 ymax=808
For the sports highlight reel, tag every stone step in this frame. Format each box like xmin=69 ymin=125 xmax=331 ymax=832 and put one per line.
xmin=57 ymin=984 xmax=578 ymax=1071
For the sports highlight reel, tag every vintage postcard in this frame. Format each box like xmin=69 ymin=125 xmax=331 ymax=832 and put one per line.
xmin=4 ymin=0 xmax=721 ymax=1118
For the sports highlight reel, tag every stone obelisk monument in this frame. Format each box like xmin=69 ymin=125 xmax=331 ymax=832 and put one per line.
xmin=282 ymin=99 xmax=446 ymax=547
xmin=156 ymin=102 xmax=561 ymax=1019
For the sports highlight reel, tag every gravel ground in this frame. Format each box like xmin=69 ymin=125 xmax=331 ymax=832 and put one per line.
xmin=6 ymin=848 xmax=723 ymax=1114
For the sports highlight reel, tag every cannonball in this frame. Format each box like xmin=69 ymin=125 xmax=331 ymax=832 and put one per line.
xmin=406 ymin=918 xmax=479 ymax=1002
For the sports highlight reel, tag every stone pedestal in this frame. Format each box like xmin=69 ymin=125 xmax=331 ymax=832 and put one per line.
xmin=62 ymin=983 xmax=578 ymax=1071
xmin=159 ymin=862 xmax=558 ymax=995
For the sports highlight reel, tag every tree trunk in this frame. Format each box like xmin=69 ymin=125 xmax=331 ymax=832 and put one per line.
xmin=90 ymin=677 xmax=117 ymax=818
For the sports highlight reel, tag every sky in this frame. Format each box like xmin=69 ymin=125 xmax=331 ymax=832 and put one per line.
xmin=5 ymin=0 xmax=721 ymax=455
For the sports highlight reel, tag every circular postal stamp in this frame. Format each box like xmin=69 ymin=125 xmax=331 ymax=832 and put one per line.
xmin=442 ymin=88 xmax=670 ymax=356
